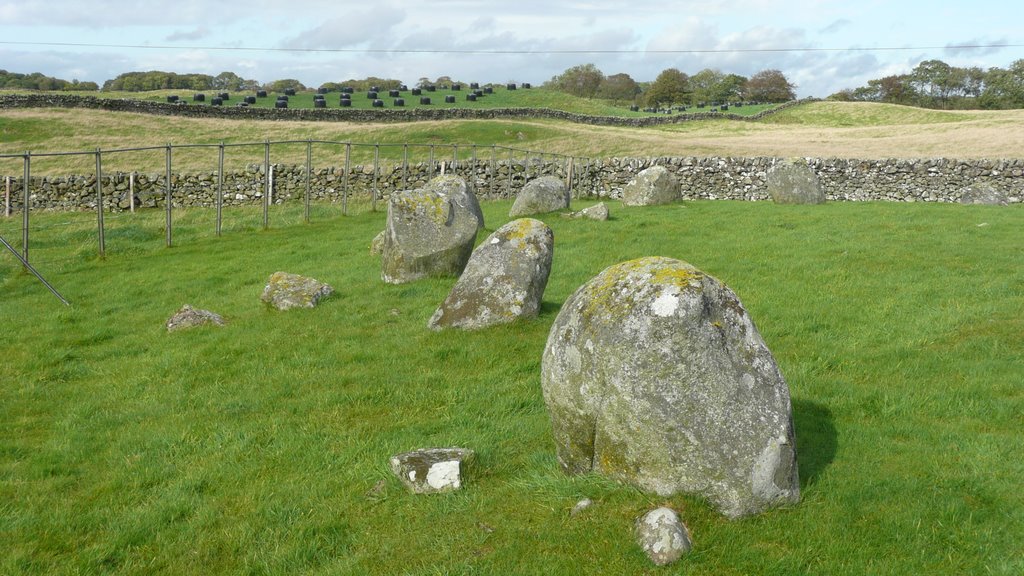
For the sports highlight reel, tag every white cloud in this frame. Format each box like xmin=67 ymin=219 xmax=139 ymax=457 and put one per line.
xmin=165 ymin=27 xmax=211 ymax=42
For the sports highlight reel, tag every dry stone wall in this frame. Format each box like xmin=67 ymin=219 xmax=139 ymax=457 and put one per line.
xmin=3 ymin=156 xmax=1022 ymax=212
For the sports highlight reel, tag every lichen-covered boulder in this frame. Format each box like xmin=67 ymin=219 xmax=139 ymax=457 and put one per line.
xmin=428 ymin=218 xmax=554 ymax=331
xmin=541 ymin=257 xmax=799 ymax=519
xmin=622 ymin=165 xmax=679 ymax=206
xmin=370 ymin=230 xmax=386 ymax=255
xmin=635 ymin=507 xmax=692 ymax=566
xmin=166 ymin=304 xmax=225 ymax=332
xmin=381 ymin=175 xmax=483 ymax=284
xmin=390 ymin=448 xmax=475 ymax=494
xmin=959 ymin=183 xmax=1008 ymax=206
xmin=509 ymin=175 xmax=570 ymax=217
xmin=261 ymin=272 xmax=333 ymax=310
xmin=766 ymin=158 xmax=826 ymax=204
xmin=561 ymin=202 xmax=609 ymax=221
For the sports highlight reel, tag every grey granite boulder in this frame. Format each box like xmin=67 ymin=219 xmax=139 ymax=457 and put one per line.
xmin=766 ymin=158 xmax=826 ymax=204
xmin=381 ymin=175 xmax=483 ymax=284
xmin=428 ymin=218 xmax=554 ymax=331
xmin=390 ymin=448 xmax=475 ymax=494
xmin=509 ymin=175 xmax=570 ymax=217
xmin=166 ymin=304 xmax=225 ymax=332
xmin=636 ymin=507 xmax=692 ymax=566
xmin=622 ymin=166 xmax=679 ymax=206
xmin=959 ymin=183 xmax=1008 ymax=206
xmin=261 ymin=272 xmax=333 ymax=310
xmin=561 ymin=202 xmax=609 ymax=221
xmin=541 ymin=256 xmax=799 ymax=519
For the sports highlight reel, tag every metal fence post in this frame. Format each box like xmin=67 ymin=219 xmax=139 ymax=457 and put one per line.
xmin=372 ymin=144 xmax=380 ymax=212
xmin=342 ymin=143 xmax=351 ymax=216
xmin=165 ymin=144 xmax=172 ymax=247
xmin=304 ymin=139 xmax=312 ymax=223
xmin=7 ymin=175 xmax=12 ymax=218
xmin=263 ymin=140 xmax=270 ymax=229
xmin=22 ymin=153 xmax=30 ymax=262
xmin=129 ymin=171 xmax=136 ymax=213
xmin=429 ymin=145 xmax=435 ymax=176
xmin=95 ymin=149 xmax=105 ymax=257
xmin=507 ymin=148 xmax=513 ymax=195
xmin=216 ymin=143 xmax=224 ymax=236
xmin=452 ymin=144 xmax=458 ymax=171
xmin=489 ymin=145 xmax=496 ymax=198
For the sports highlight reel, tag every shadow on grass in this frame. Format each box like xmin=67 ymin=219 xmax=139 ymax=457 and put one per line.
xmin=792 ymin=398 xmax=837 ymax=489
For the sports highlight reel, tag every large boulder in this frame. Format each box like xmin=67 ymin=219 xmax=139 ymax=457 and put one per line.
xmin=622 ymin=165 xmax=679 ymax=206
xmin=261 ymin=272 xmax=333 ymax=310
xmin=381 ymin=175 xmax=483 ymax=284
xmin=541 ymin=257 xmax=799 ymax=519
xmin=428 ymin=218 xmax=554 ymax=331
xmin=509 ymin=175 xmax=570 ymax=217
xmin=766 ymin=158 xmax=826 ymax=204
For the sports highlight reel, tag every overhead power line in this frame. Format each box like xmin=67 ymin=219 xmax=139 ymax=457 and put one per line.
xmin=0 ymin=40 xmax=1021 ymax=55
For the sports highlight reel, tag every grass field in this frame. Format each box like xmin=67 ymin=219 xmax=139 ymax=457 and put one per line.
xmin=3 ymin=101 xmax=1024 ymax=176
xmin=1 ymin=197 xmax=1022 ymax=575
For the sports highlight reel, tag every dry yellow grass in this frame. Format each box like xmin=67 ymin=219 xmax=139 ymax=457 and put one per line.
xmin=2 ymin=102 xmax=1023 ymax=175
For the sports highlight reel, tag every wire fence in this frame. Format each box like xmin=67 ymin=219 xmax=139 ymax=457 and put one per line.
xmin=1 ymin=139 xmax=597 ymax=303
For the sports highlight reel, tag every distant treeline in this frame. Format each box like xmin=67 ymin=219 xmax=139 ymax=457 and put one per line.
xmin=0 ymin=70 xmax=99 ymax=91
xmin=829 ymin=59 xmax=1024 ymax=110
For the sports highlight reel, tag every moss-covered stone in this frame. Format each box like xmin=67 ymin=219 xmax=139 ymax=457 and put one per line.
xmin=766 ymin=158 xmax=826 ymax=204
xmin=622 ymin=166 xmax=680 ymax=206
xmin=260 ymin=272 xmax=334 ymax=310
xmin=427 ymin=218 xmax=554 ymax=331
xmin=381 ymin=175 xmax=481 ymax=284
xmin=509 ymin=175 xmax=570 ymax=217
xmin=541 ymin=257 xmax=800 ymax=519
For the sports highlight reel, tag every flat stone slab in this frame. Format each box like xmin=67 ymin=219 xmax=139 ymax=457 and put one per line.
xmin=561 ymin=202 xmax=609 ymax=221
xmin=166 ymin=304 xmax=225 ymax=332
xmin=390 ymin=448 xmax=475 ymax=494
xmin=260 ymin=272 xmax=333 ymax=310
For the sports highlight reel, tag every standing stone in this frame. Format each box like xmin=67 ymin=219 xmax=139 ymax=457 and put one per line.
xmin=390 ymin=448 xmax=475 ymax=494
xmin=959 ymin=183 xmax=1008 ymax=206
xmin=635 ymin=507 xmax=692 ymax=566
xmin=381 ymin=175 xmax=483 ymax=284
xmin=622 ymin=165 xmax=680 ymax=206
xmin=428 ymin=218 xmax=554 ymax=331
xmin=766 ymin=158 xmax=826 ymax=204
xmin=370 ymin=230 xmax=386 ymax=255
xmin=541 ymin=257 xmax=799 ymax=519
xmin=261 ymin=272 xmax=333 ymax=310
xmin=509 ymin=175 xmax=570 ymax=217
xmin=166 ymin=304 xmax=226 ymax=332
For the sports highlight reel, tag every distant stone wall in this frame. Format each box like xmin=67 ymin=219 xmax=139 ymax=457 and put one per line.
xmin=0 ymin=94 xmax=814 ymax=127
xmin=3 ymin=156 xmax=1021 ymax=213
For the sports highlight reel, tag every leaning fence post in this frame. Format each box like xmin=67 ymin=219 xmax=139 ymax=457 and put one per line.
xmin=165 ymin=144 xmax=172 ymax=247
xmin=95 ymin=149 xmax=105 ymax=257
xmin=22 ymin=152 xmax=30 ymax=262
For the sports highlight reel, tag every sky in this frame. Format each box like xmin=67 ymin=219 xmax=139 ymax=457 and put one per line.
xmin=1 ymin=0 xmax=1022 ymax=98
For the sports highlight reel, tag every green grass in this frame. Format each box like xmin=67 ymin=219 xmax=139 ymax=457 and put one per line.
xmin=2 ymin=199 xmax=1022 ymax=574
xmin=83 ymin=87 xmax=779 ymax=118
xmin=762 ymin=101 xmax=976 ymax=127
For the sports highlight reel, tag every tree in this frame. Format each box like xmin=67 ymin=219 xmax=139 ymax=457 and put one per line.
xmin=597 ymin=72 xmax=641 ymax=104
xmin=689 ymin=68 xmax=725 ymax=104
xmin=744 ymin=69 xmax=796 ymax=102
xmin=547 ymin=63 xmax=604 ymax=98
xmin=265 ymin=78 xmax=307 ymax=93
xmin=911 ymin=59 xmax=955 ymax=108
xmin=644 ymin=68 xmax=689 ymax=107
xmin=979 ymin=60 xmax=1024 ymax=109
